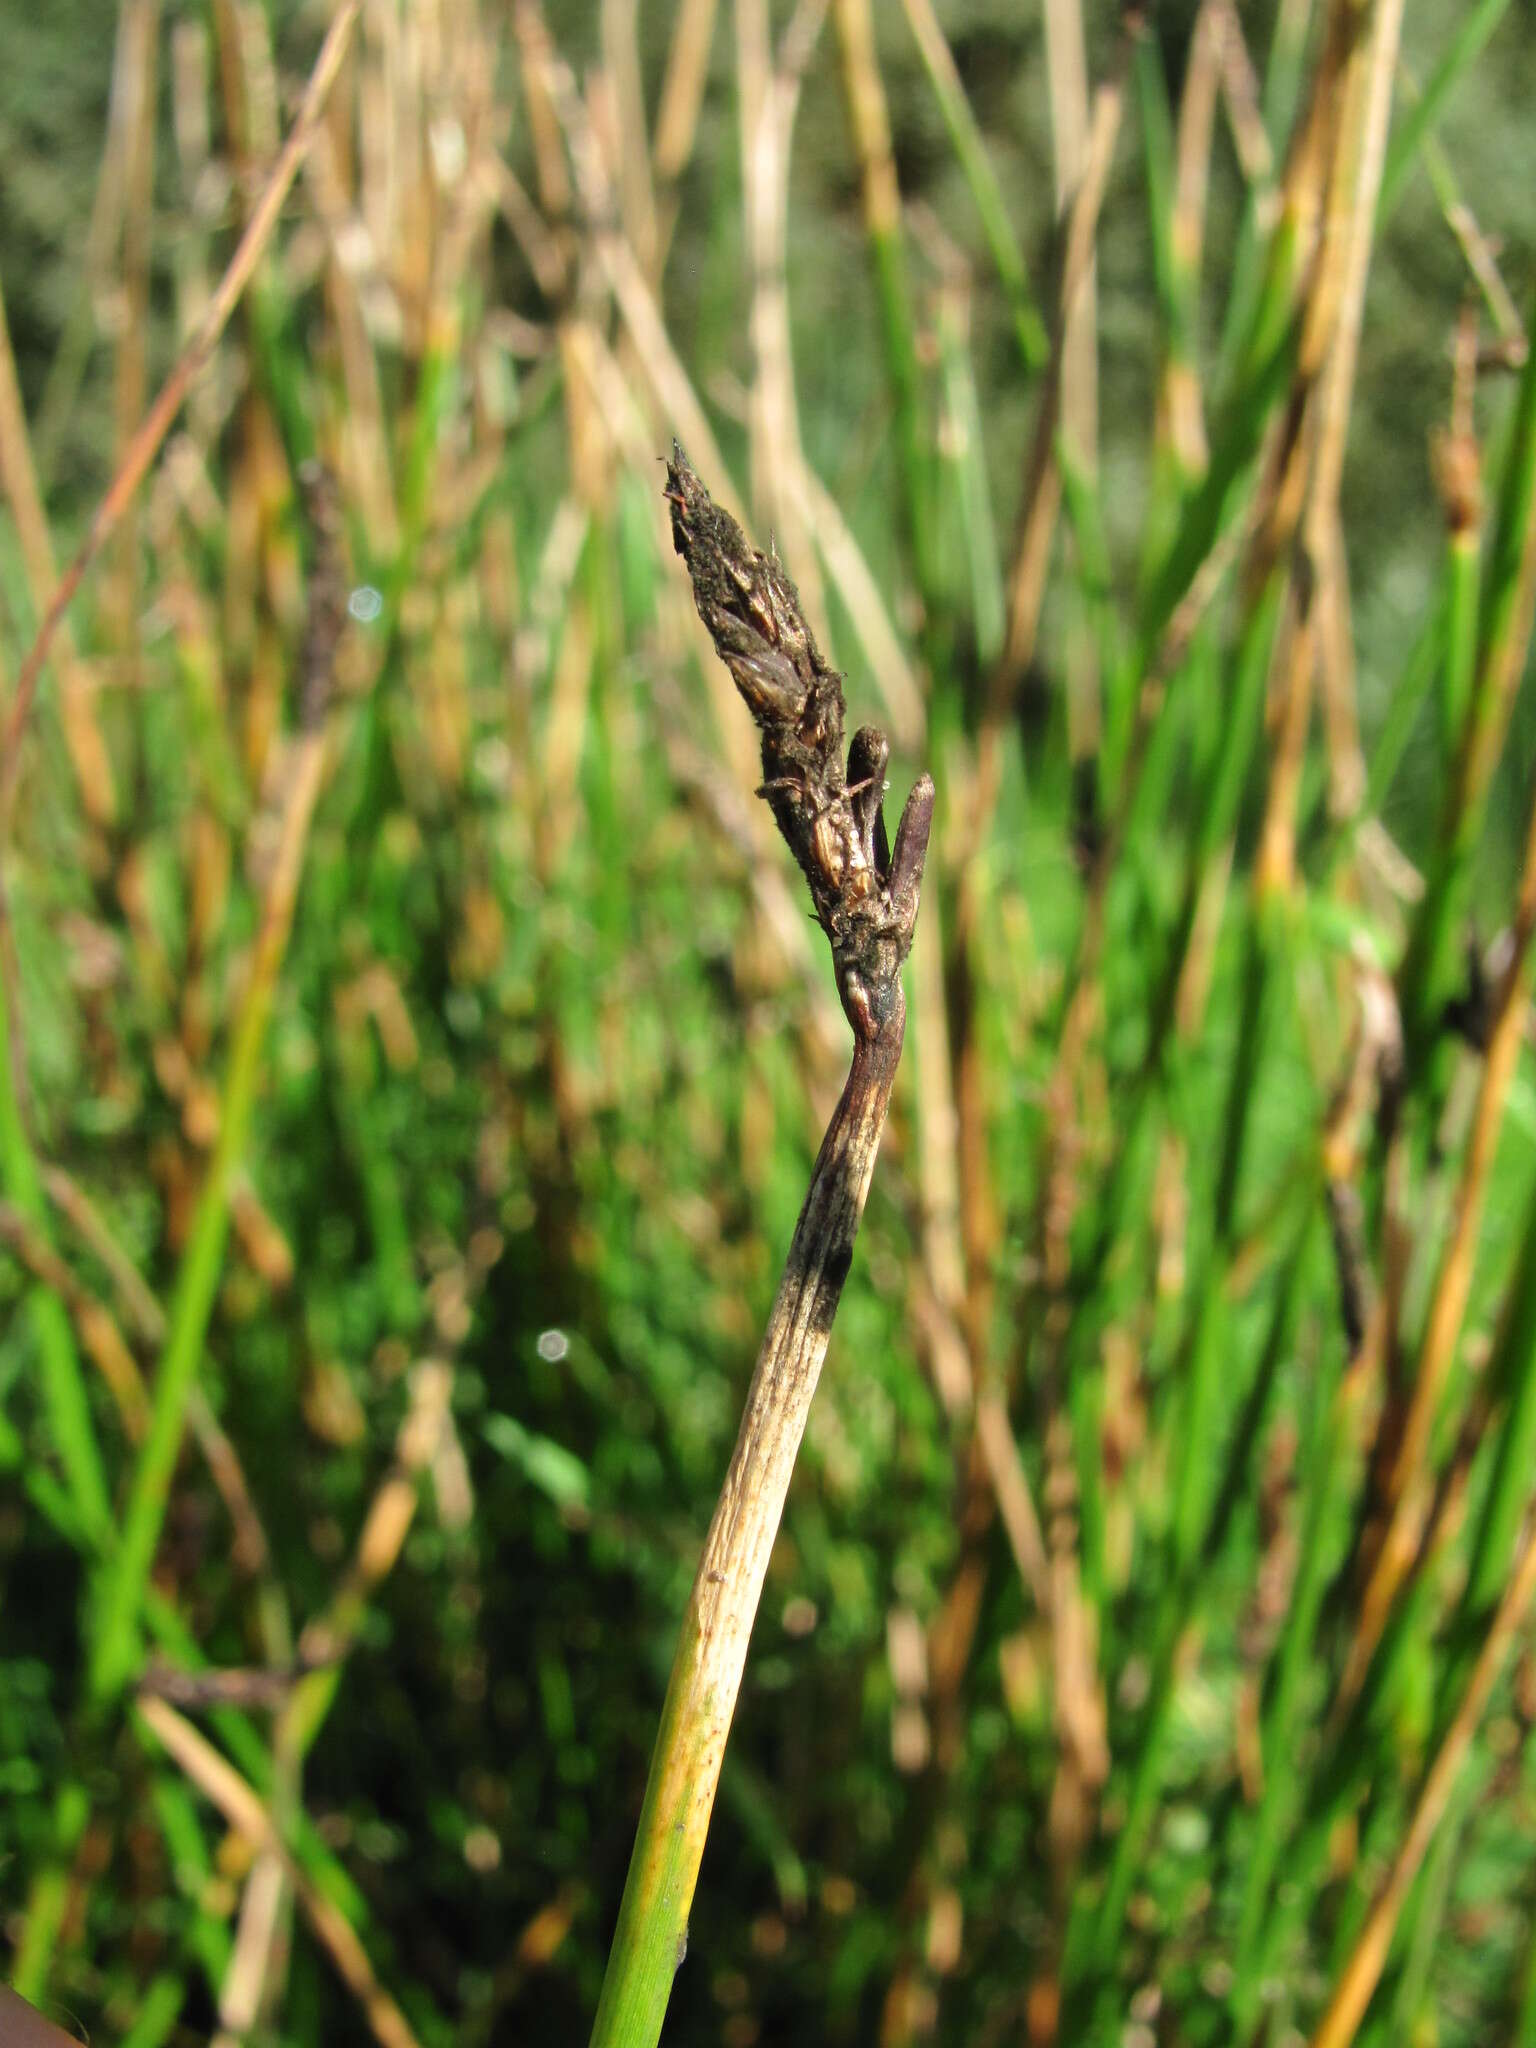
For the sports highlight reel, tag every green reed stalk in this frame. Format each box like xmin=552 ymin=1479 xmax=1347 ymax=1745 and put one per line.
xmin=901 ymin=0 xmax=1048 ymax=372
xmin=90 ymin=945 xmax=299 ymax=1695
xmin=1377 ymin=0 xmax=1515 ymax=222
xmin=1461 ymin=1179 xmax=1536 ymax=1626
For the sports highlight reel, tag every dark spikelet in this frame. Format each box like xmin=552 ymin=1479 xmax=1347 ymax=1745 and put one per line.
xmin=664 ymin=444 xmax=933 ymax=1044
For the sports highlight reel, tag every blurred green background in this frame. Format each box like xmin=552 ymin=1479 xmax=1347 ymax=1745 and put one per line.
xmin=3 ymin=3 xmax=1536 ymax=2045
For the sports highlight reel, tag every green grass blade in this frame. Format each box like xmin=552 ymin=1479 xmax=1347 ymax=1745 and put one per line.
xmin=1133 ymin=29 xmax=1180 ymax=351
xmin=936 ymin=292 xmax=1007 ymax=665
xmin=901 ymin=0 xmax=1048 ymax=371
xmin=117 ymin=1973 xmax=187 ymax=2048
xmin=89 ymin=991 xmax=275 ymax=1698
xmin=11 ymin=1781 xmax=91 ymax=2003
xmin=90 ymin=739 xmax=328 ymax=1702
xmin=1378 ymin=0 xmax=1516 ymax=223
xmin=1438 ymin=515 xmax=1481 ymax=756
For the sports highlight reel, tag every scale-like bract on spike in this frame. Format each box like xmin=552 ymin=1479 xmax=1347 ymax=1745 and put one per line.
xmin=665 ymin=444 xmax=933 ymax=1043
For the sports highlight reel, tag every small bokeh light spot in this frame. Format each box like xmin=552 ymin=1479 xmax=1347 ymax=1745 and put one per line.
xmin=463 ymin=1825 xmax=501 ymax=1874
xmin=781 ymin=1596 xmax=818 ymax=1639
xmin=348 ymin=584 xmax=383 ymax=623
xmin=536 ymin=1328 xmax=569 ymax=1363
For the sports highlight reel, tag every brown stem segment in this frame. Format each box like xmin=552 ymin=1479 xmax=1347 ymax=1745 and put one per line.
xmin=589 ymin=453 xmax=933 ymax=2047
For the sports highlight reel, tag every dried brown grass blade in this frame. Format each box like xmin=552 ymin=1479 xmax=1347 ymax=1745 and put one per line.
xmin=135 ymin=1696 xmax=423 ymax=2048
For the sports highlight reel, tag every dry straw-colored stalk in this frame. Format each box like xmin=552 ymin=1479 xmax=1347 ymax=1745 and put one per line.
xmin=278 ymin=1358 xmax=457 ymax=1756
xmin=1256 ymin=0 xmax=1403 ymax=898
xmin=135 ymin=1695 xmax=422 ymax=2048
xmin=105 ymin=0 xmax=159 ymax=662
xmin=652 ymin=0 xmax=718 ymax=233
xmin=1341 ymin=750 xmax=1536 ymax=1707
xmin=738 ymin=0 xmax=831 ymax=649
xmin=987 ymin=47 xmax=1128 ymax=787
xmin=0 ymin=1199 xmax=149 ymax=1439
xmin=1040 ymin=0 xmax=1100 ymax=755
xmin=549 ymin=41 xmax=926 ymax=761
xmin=0 ymin=278 xmax=115 ymax=825
xmin=1309 ymin=1509 xmax=1536 ymax=2048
